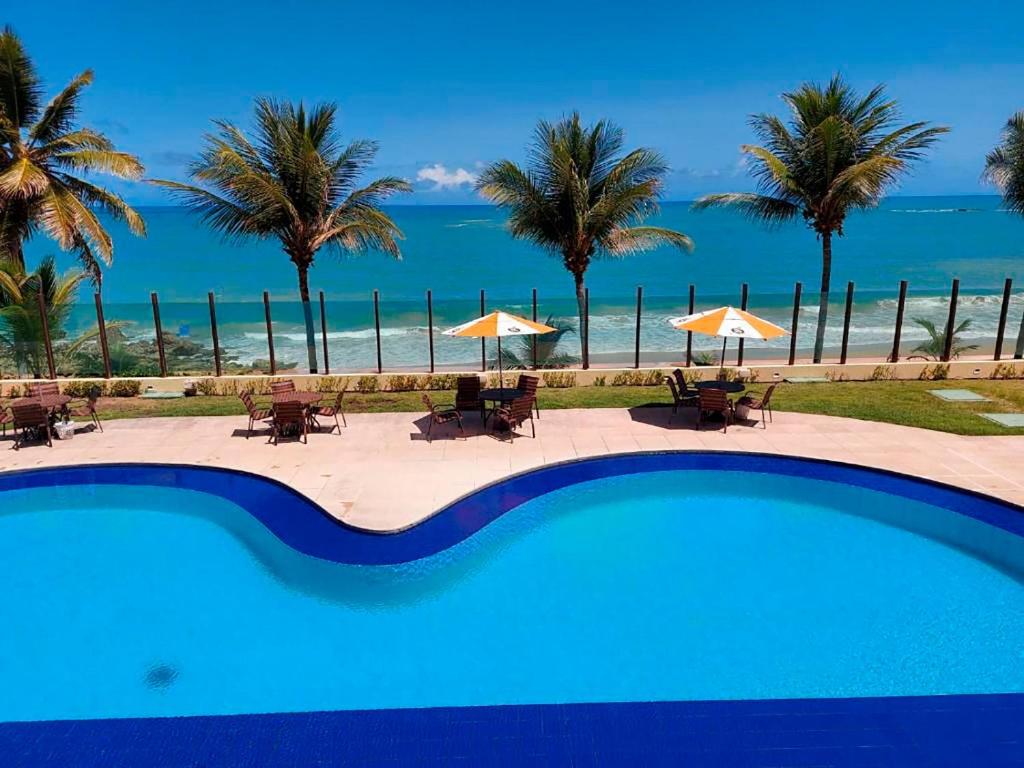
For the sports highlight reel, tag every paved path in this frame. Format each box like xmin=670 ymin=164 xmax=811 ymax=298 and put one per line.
xmin=3 ymin=407 xmax=1023 ymax=530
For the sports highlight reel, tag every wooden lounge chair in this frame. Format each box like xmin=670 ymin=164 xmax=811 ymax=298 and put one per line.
xmin=312 ymin=391 xmax=347 ymax=433
xmin=11 ymin=403 xmax=52 ymax=449
xmin=664 ymin=376 xmax=699 ymax=422
xmin=67 ymin=385 xmax=103 ymax=432
xmin=737 ymin=383 xmax=778 ymax=429
xmin=239 ymin=391 xmax=272 ymax=438
xmin=269 ymin=400 xmax=308 ymax=445
xmin=422 ymin=393 xmax=464 ymax=443
xmin=696 ymin=388 xmax=734 ymax=433
xmin=270 ymin=380 xmax=296 ymax=396
xmin=455 ymin=376 xmax=485 ymax=420
xmin=516 ymin=374 xmax=541 ymax=418
xmin=493 ymin=395 xmax=536 ymax=441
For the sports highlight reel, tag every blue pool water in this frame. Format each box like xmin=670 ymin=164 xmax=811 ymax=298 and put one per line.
xmin=2 ymin=460 xmax=1024 ymax=723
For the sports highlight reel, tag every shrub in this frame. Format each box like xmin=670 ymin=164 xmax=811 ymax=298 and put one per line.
xmin=824 ymin=369 xmax=848 ymax=382
xmin=918 ymin=364 xmax=949 ymax=381
xmin=314 ymin=375 xmax=348 ymax=393
xmin=355 ymin=375 xmax=379 ymax=393
xmin=3 ymin=384 xmax=23 ymax=398
xmin=991 ymin=363 xmax=1020 ymax=380
xmin=216 ymin=379 xmax=242 ymax=396
xmin=542 ymin=371 xmax=576 ymax=388
xmin=593 ymin=375 xmax=606 ymax=386
xmin=108 ymin=379 xmax=142 ymax=397
xmin=424 ymin=374 xmax=458 ymax=390
xmin=62 ymin=380 xmax=107 ymax=398
xmin=610 ymin=370 xmax=663 ymax=387
xmin=386 ymin=374 xmax=420 ymax=392
xmin=195 ymin=378 xmax=219 ymax=396
xmin=869 ymin=365 xmax=896 ymax=381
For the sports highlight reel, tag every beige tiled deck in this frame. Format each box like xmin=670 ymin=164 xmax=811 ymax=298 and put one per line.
xmin=3 ymin=408 xmax=1023 ymax=530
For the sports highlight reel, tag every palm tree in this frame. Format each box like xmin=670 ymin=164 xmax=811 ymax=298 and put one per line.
xmin=153 ymin=98 xmax=410 ymax=373
xmin=0 ymin=26 xmax=146 ymax=283
xmin=693 ymin=75 xmax=948 ymax=363
xmin=909 ymin=317 xmax=978 ymax=361
xmin=984 ymin=111 xmax=1024 ymax=359
xmin=0 ymin=255 xmax=92 ymax=377
xmin=476 ymin=113 xmax=693 ymax=364
xmin=492 ymin=315 xmax=578 ymax=369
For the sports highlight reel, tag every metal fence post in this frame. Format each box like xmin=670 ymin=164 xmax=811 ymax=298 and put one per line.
xmin=583 ymin=288 xmax=590 ymax=370
xmin=788 ymin=282 xmax=802 ymax=366
xmin=373 ymin=289 xmax=383 ymax=374
xmin=426 ymin=289 xmax=435 ymax=374
xmin=941 ymin=278 xmax=960 ymax=362
xmin=208 ymin=292 xmax=222 ymax=376
xmin=840 ymin=281 xmax=855 ymax=365
xmin=95 ymin=292 xmax=112 ymax=379
xmin=890 ymin=280 xmax=908 ymax=363
xmin=994 ymin=278 xmax=1012 ymax=361
xmin=634 ymin=286 xmax=643 ymax=369
xmin=36 ymin=291 xmax=56 ymax=380
xmin=480 ymin=289 xmax=486 ymax=372
xmin=319 ymin=291 xmax=329 ymax=375
xmin=685 ymin=284 xmax=695 ymax=367
xmin=263 ymin=290 xmax=276 ymax=376
xmin=737 ymin=282 xmax=749 ymax=365
xmin=531 ymin=288 xmax=538 ymax=370
xmin=151 ymin=292 xmax=167 ymax=377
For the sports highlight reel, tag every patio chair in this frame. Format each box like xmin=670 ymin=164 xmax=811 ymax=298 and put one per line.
xmin=422 ymin=393 xmax=464 ymax=443
xmin=493 ymin=395 xmax=536 ymax=441
xmin=11 ymin=403 xmax=52 ymax=449
xmin=312 ymin=391 xmax=347 ymax=433
xmin=270 ymin=380 xmax=296 ymax=396
xmin=455 ymin=376 xmax=484 ymax=420
xmin=672 ymin=369 xmax=700 ymax=401
xmin=67 ymin=385 xmax=104 ymax=432
xmin=25 ymin=381 xmax=60 ymax=399
xmin=737 ymin=383 xmax=778 ymax=429
xmin=0 ymin=403 xmax=10 ymax=437
xmin=664 ymin=375 xmax=699 ymax=423
xmin=516 ymin=374 xmax=541 ymax=418
xmin=239 ymin=391 xmax=272 ymax=438
xmin=696 ymin=388 xmax=734 ymax=433
xmin=269 ymin=400 xmax=308 ymax=445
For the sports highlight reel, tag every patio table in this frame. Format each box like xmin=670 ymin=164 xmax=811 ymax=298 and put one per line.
xmin=272 ymin=391 xmax=323 ymax=428
xmin=693 ymin=381 xmax=745 ymax=394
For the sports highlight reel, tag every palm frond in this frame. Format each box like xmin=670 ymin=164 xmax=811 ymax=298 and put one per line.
xmin=692 ymin=192 xmax=800 ymax=224
xmin=0 ymin=25 xmax=42 ymax=128
xmin=28 ymin=69 xmax=93 ymax=144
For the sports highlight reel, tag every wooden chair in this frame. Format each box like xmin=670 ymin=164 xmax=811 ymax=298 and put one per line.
xmin=269 ymin=400 xmax=308 ymax=445
xmin=312 ymin=391 xmax=347 ymax=433
xmin=67 ymin=385 xmax=104 ymax=432
xmin=516 ymin=374 xmax=541 ymax=418
xmin=11 ymin=403 xmax=52 ymax=449
xmin=455 ymin=376 xmax=484 ymax=419
xmin=738 ymin=383 xmax=778 ymax=429
xmin=0 ymin=403 xmax=11 ymax=438
xmin=422 ymin=394 xmax=464 ymax=443
xmin=493 ymin=395 xmax=536 ymax=441
xmin=664 ymin=376 xmax=699 ymax=422
xmin=270 ymin=380 xmax=296 ymax=396
xmin=239 ymin=391 xmax=272 ymax=438
xmin=25 ymin=381 xmax=60 ymax=399
xmin=672 ymin=369 xmax=700 ymax=401
xmin=696 ymin=388 xmax=734 ymax=433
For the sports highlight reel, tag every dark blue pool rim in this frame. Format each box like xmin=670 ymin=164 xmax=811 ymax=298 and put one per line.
xmin=2 ymin=451 xmax=1024 ymax=565
xmin=2 ymin=450 xmax=1024 ymax=565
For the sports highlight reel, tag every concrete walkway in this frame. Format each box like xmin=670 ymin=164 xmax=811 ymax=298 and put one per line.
xmin=3 ymin=407 xmax=1023 ymax=531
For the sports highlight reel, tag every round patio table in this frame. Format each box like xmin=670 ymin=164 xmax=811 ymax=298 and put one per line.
xmin=13 ymin=394 xmax=72 ymax=410
xmin=479 ymin=387 xmax=523 ymax=405
xmin=271 ymin=391 xmax=322 ymax=406
xmin=693 ymin=381 xmax=745 ymax=394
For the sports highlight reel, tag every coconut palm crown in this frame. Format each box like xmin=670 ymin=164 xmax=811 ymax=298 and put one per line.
xmin=152 ymin=98 xmax=411 ymax=373
xmin=984 ymin=111 xmax=1024 ymax=216
xmin=693 ymin=75 xmax=948 ymax=363
xmin=476 ymin=113 xmax=693 ymax=363
xmin=0 ymin=26 xmax=145 ymax=283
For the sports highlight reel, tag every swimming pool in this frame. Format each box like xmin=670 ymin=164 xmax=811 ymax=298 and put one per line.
xmin=2 ymin=453 xmax=1024 ymax=726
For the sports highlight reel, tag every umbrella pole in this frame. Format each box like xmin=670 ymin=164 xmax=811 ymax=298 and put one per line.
xmin=719 ymin=337 xmax=728 ymax=380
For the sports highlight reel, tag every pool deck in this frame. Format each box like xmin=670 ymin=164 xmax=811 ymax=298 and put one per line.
xmin=3 ymin=406 xmax=1023 ymax=530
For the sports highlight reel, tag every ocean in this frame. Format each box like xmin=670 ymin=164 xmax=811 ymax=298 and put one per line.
xmin=21 ymin=195 xmax=1024 ymax=372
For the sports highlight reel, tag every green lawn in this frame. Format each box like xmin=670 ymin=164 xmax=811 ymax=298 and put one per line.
xmin=92 ymin=379 xmax=1024 ymax=436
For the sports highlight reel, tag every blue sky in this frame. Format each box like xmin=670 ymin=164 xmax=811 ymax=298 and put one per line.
xmin=7 ymin=1 xmax=1023 ymax=204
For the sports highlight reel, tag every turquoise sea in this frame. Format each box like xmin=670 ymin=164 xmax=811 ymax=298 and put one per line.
xmin=21 ymin=195 xmax=1024 ymax=371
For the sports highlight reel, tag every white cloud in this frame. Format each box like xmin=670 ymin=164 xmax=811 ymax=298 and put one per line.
xmin=416 ymin=163 xmax=478 ymax=190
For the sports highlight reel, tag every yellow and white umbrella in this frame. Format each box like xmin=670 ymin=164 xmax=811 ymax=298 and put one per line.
xmin=668 ymin=306 xmax=788 ymax=375
xmin=444 ymin=311 xmax=557 ymax=387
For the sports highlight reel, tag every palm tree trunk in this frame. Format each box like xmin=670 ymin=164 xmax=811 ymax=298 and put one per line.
xmin=295 ymin=263 xmax=319 ymax=374
xmin=812 ymin=231 xmax=833 ymax=364
xmin=574 ymin=272 xmax=588 ymax=368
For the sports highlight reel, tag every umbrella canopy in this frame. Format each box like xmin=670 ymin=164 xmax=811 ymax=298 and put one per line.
xmin=443 ymin=311 xmax=557 ymax=388
xmin=668 ymin=306 xmax=788 ymax=340
xmin=443 ymin=311 xmax=557 ymax=339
